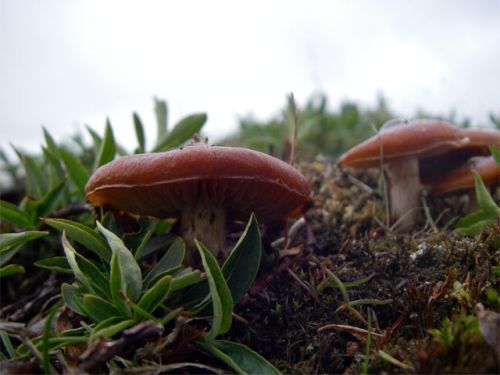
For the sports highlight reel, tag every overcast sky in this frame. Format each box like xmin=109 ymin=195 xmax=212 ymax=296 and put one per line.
xmin=1 ymin=0 xmax=499 ymax=155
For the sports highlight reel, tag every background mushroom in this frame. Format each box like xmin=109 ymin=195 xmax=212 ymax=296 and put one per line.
xmin=85 ymin=143 xmax=311 ymax=263
xmin=338 ymin=119 xmax=469 ymax=230
xmin=429 ymin=156 xmax=500 ymax=211
xmin=419 ymin=127 xmax=500 ymax=184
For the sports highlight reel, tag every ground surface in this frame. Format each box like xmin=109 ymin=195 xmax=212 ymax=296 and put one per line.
xmin=1 ymin=158 xmax=499 ymax=374
xmin=227 ymin=159 xmax=499 ymax=374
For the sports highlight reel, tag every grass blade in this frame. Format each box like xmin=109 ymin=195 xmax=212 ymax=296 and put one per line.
xmin=133 ymin=112 xmax=146 ymax=153
xmin=94 ymin=119 xmax=116 ymax=169
xmin=59 ymin=147 xmax=89 ymax=196
xmin=42 ymin=306 xmax=59 ymax=375
xmin=154 ymin=97 xmax=168 ymax=146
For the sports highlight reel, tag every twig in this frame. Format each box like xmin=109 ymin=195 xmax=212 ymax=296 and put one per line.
xmin=286 ymin=266 xmax=319 ymax=303
xmin=287 ymin=93 xmax=299 ymax=166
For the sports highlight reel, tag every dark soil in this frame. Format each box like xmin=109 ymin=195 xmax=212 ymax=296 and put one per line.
xmin=226 ymin=159 xmax=500 ymax=374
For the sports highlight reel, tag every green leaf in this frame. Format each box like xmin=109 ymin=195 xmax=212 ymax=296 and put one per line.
xmin=0 ymin=264 xmax=25 ymax=278
xmin=44 ymin=218 xmax=111 ymax=262
xmin=42 ymin=305 xmax=58 ymax=374
xmin=473 ymin=171 xmax=500 ymax=217
xmin=18 ymin=152 xmax=47 ymax=198
xmin=34 ymin=257 xmax=72 ymax=274
xmin=34 ymin=178 xmax=67 ymax=218
xmin=129 ymin=221 xmax=172 ymax=260
xmin=59 ymin=147 xmax=89 ymax=196
xmin=154 ymin=97 xmax=168 ymax=146
xmin=169 ymin=269 xmax=204 ymax=293
xmin=0 ymin=200 xmax=34 ymax=228
xmin=490 ymin=145 xmax=500 ymax=165
xmin=61 ymin=233 xmax=111 ymax=299
xmin=42 ymin=127 xmax=60 ymax=156
xmin=137 ymin=233 xmax=175 ymax=259
xmin=153 ymin=113 xmax=207 ymax=152
xmin=42 ymin=147 xmax=66 ymax=192
xmin=222 ymin=214 xmax=262 ymax=305
xmin=0 ymin=231 xmax=48 ymax=254
xmin=138 ymin=275 xmax=172 ymax=314
xmin=143 ymin=237 xmax=185 ymax=289
xmin=196 ymin=240 xmax=233 ymax=340
xmin=83 ymin=294 xmax=122 ymax=322
xmin=62 ymin=232 xmax=96 ymax=294
xmin=86 ymin=125 xmax=103 ymax=151
xmin=199 ymin=340 xmax=280 ymax=375
xmin=74 ymin=254 xmax=111 ymax=299
xmin=133 ymin=112 xmax=146 ymax=153
xmin=456 ymin=210 xmax=497 ymax=235
xmin=93 ymin=319 xmax=135 ymax=338
xmin=61 ymin=283 xmax=88 ymax=317
xmin=110 ymin=252 xmax=131 ymax=317
xmin=93 ymin=316 xmax=125 ymax=332
xmin=94 ymin=119 xmax=116 ymax=169
xmin=0 ymin=330 xmax=17 ymax=359
xmin=97 ymin=221 xmax=142 ymax=302
xmin=0 ymin=246 xmax=21 ymax=267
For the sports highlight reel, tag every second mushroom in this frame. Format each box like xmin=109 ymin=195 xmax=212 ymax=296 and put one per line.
xmin=339 ymin=119 xmax=471 ymax=230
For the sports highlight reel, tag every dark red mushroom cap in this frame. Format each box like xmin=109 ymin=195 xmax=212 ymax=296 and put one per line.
xmin=339 ymin=119 xmax=468 ymax=169
xmin=85 ymin=145 xmax=311 ymax=223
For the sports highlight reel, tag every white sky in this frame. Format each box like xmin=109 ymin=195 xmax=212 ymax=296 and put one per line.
xmin=1 ymin=0 xmax=499 ymax=155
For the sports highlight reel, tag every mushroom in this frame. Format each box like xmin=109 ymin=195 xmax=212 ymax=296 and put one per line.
xmin=338 ymin=119 xmax=469 ymax=230
xmin=85 ymin=142 xmax=311 ymax=263
xmin=429 ymin=156 xmax=500 ymax=207
xmin=419 ymin=127 xmax=500 ymax=184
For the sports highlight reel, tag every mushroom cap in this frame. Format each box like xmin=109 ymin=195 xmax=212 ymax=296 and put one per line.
xmin=430 ymin=156 xmax=500 ymax=195
xmin=420 ymin=127 xmax=500 ymax=184
xmin=85 ymin=145 xmax=311 ymax=223
xmin=338 ymin=119 xmax=468 ymax=169
xmin=459 ymin=128 xmax=500 ymax=155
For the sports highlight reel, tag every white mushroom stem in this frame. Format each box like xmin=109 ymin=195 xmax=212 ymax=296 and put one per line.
xmin=180 ymin=198 xmax=227 ymax=264
xmin=385 ymin=156 xmax=421 ymax=230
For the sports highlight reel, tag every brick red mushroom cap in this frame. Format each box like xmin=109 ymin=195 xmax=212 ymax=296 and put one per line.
xmin=338 ymin=119 xmax=469 ymax=169
xmin=85 ymin=144 xmax=311 ymax=224
xmin=430 ymin=156 xmax=500 ymax=196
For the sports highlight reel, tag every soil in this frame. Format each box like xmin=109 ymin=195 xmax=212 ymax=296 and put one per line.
xmin=226 ymin=159 xmax=500 ymax=374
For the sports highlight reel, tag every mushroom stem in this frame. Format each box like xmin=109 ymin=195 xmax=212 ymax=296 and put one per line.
xmin=385 ymin=156 xmax=421 ymax=230
xmin=180 ymin=199 xmax=227 ymax=264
